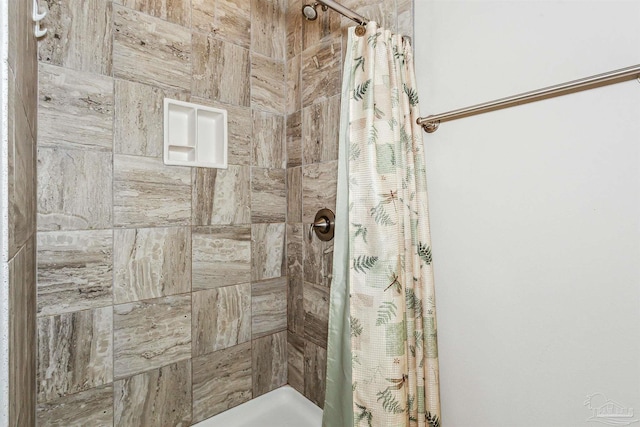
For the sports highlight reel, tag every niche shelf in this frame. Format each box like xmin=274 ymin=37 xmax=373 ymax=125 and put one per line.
xmin=164 ymin=98 xmax=228 ymax=169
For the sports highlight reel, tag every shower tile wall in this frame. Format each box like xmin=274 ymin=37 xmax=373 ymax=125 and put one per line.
xmin=284 ymin=0 xmax=414 ymax=407
xmin=5 ymin=0 xmax=38 ymax=425
xmin=35 ymin=1 xmax=288 ymax=425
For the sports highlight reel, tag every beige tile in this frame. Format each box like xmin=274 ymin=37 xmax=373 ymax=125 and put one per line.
xmin=192 ymin=165 xmax=251 ymax=226
xmin=113 ymin=154 xmax=191 ymax=227
xmin=192 ymin=342 xmax=252 ymax=422
xmin=36 ymin=385 xmax=114 ymax=427
xmin=286 ymin=55 xmax=301 ymax=115
xmin=192 ymin=0 xmax=251 ymax=49
xmin=113 ymin=5 xmax=192 ymax=91
xmin=301 ymin=160 xmax=338 ymax=223
xmin=7 ymin=79 xmax=36 ymax=258
xmin=38 ymin=0 xmax=112 ymax=76
xmin=397 ymin=0 xmax=414 ymax=38
xmin=37 ymin=307 xmax=113 ymax=403
xmin=114 ymin=80 xmax=186 ymax=157
xmin=287 ymin=167 xmax=302 ymax=223
xmin=251 ymin=223 xmax=286 ymax=282
xmin=252 ymin=277 xmax=287 ymax=338
xmin=251 ymin=53 xmax=285 ymax=114
xmin=251 ymin=168 xmax=286 ymax=223
xmin=38 ymin=63 xmax=114 ymax=152
xmin=301 ymin=39 xmax=342 ymax=107
xmin=251 ymin=0 xmax=286 ymax=60
xmin=303 ymin=228 xmax=334 ymax=288
xmin=114 ymin=0 xmax=191 ymax=26
xmin=192 ymin=226 xmax=251 ymax=290
xmin=303 ymin=281 xmax=329 ymax=348
xmin=286 ymin=110 xmax=302 ymax=168
xmin=8 ymin=239 xmax=36 ymax=426
xmin=192 ymin=33 xmax=250 ymax=107
xmin=252 ymin=331 xmax=287 ymax=397
xmin=190 ymin=98 xmax=252 ymax=166
xmin=289 ymin=276 xmax=304 ymax=334
xmin=37 ymin=230 xmax=113 ymax=316
xmin=287 ymin=332 xmax=304 ymax=394
xmin=286 ymin=0 xmax=302 ymax=59
xmin=114 ymin=360 xmax=192 ymax=427
xmin=302 ymin=94 xmax=340 ymax=164
xmin=192 ymin=284 xmax=251 ymax=356
xmin=252 ymin=111 xmax=285 ymax=168
xmin=113 ymin=294 xmax=191 ymax=378
xmin=302 ymin=4 xmax=341 ymax=50
xmin=114 ymin=227 xmax=191 ymax=304
xmin=304 ymin=341 xmax=327 ymax=407
xmin=37 ymin=147 xmax=113 ymax=231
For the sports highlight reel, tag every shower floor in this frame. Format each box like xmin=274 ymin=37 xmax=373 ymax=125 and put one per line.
xmin=192 ymin=385 xmax=323 ymax=427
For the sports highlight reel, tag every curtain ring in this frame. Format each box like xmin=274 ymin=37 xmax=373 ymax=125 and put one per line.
xmin=355 ymin=25 xmax=366 ymax=37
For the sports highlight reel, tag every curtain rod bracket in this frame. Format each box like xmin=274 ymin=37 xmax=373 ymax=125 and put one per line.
xmin=421 ymin=119 xmax=439 ymax=133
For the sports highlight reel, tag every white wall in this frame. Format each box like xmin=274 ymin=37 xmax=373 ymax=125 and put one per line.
xmin=414 ymin=1 xmax=640 ymax=426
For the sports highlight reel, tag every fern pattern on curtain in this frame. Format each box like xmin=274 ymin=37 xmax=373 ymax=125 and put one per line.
xmin=324 ymin=23 xmax=441 ymax=427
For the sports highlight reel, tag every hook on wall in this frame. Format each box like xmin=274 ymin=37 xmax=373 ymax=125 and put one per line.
xmin=33 ymin=0 xmax=47 ymax=38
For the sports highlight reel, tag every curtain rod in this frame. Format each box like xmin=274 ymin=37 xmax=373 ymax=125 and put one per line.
xmin=417 ymin=64 xmax=640 ymax=133
xmin=316 ymin=0 xmax=368 ymax=26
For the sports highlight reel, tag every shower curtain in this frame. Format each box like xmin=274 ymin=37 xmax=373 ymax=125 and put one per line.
xmin=323 ymin=23 xmax=441 ymax=427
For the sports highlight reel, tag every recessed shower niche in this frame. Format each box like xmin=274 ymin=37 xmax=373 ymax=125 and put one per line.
xmin=163 ymin=98 xmax=228 ymax=168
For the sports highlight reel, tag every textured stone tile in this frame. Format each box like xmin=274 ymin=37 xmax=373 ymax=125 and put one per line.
xmin=113 ymin=154 xmax=191 ymax=227
xmin=287 ymin=167 xmax=302 ymax=223
xmin=252 ymin=111 xmax=285 ymax=168
xmin=38 ymin=0 xmax=112 ymax=75
xmin=303 ymin=282 xmax=329 ymax=348
xmin=302 ymin=94 xmax=340 ymax=164
xmin=8 ymin=239 xmax=36 ymax=427
xmin=304 ymin=229 xmax=334 ymax=288
xmin=251 ymin=0 xmax=286 ymax=60
xmin=38 ymin=63 xmax=114 ymax=152
xmin=286 ymin=55 xmax=301 ymax=115
xmin=301 ymin=39 xmax=341 ymax=107
xmin=37 ymin=307 xmax=113 ymax=402
xmin=252 ymin=331 xmax=287 ymax=397
xmin=113 ymin=5 xmax=191 ymax=91
xmin=397 ymin=0 xmax=414 ymax=37
xmin=8 ymin=0 xmax=37 ymax=136
xmin=37 ymin=230 xmax=113 ymax=316
xmin=302 ymin=160 xmax=338 ymax=223
xmin=287 ymin=331 xmax=304 ymax=394
xmin=192 ymin=342 xmax=252 ymax=422
xmin=192 ymin=284 xmax=251 ymax=356
xmin=114 ymin=227 xmax=191 ymax=304
xmin=251 ymin=168 xmax=286 ymax=223
xmin=192 ymin=0 xmax=251 ymax=48
xmin=190 ymin=98 xmax=252 ymax=166
xmin=114 ymin=0 xmax=191 ymax=26
xmin=251 ymin=223 xmax=285 ymax=281
xmin=288 ymin=276 xmax=304 ymax=335
xmin=114 ymin=80 xmax=186 ymax=157
xmin=192 ymin=226 xmax=251 ymax=290
xmin=302 ymin=4 xmax=341 ymax=50
xmin=114 ymin=360 xmax=192 ymax=427
xmin=36 ymin=384 xmax=113 ymax=427
xmin=304 ymin=341 xmax=327 ymax=408
xmin=192 ymin=34 xmax=250 ymax=107
xmin=37 ymin=147 xmax=113 ymax=231
xmin=251 ymin=53 xmax=285 ymax=114
xmin=286 ymin=110 xmax=302 ymax=168
xmin=252 ymin=277 xmax=287 ymax=338
xmin=7 ymin=79 xmax=36 ymax=259
xmin=286 ymin=0 xmax=302 ymax=59
xmin=114 ymin=294 xmax=191 ymax=378
xmin=192 ymin=165 xmax=251 ymax=226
